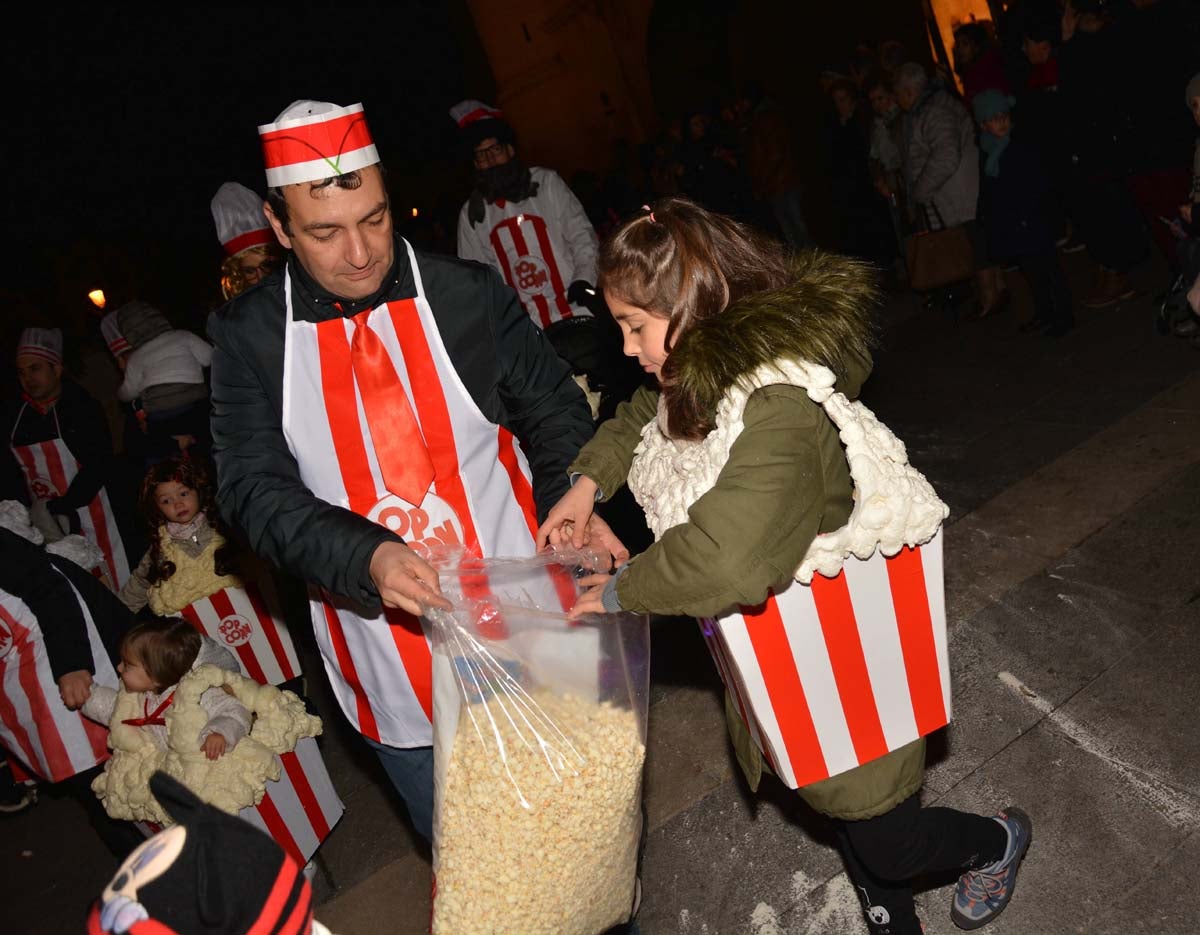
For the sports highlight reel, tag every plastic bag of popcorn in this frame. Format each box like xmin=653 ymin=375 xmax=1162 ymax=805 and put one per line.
xmin=424 ymin=548 xmax=649 ymax=935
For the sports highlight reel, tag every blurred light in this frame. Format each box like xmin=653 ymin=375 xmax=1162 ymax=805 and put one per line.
xmin=88 ymin=289 xmax=106 ymax=309
xmin=517 ymin=214 xmax=525 ymax=224
xmin=411 ymin=207 xmax=419 ymax=218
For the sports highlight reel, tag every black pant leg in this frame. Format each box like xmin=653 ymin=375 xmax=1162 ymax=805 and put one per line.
xmin=837 ymin=793 xmax=1008 ymax=933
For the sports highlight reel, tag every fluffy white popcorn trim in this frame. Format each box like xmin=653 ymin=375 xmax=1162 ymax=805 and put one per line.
xmin=92 ymin=665 xmax=322 ymax=823
xmin=628 ymin=359 xmax=948 ymax=583
xmin=0 ymin=500 xmax=42 ymax=544
xmin=45 ymin=534 xmax=105 ymax=570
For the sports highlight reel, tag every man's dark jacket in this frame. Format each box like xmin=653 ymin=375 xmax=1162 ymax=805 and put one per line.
xmin=207 ymin=236 xmax=593 ymax=617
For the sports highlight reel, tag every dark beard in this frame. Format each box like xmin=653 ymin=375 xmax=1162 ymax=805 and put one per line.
xmin=469 ymin=161 xmax=540 ymax=225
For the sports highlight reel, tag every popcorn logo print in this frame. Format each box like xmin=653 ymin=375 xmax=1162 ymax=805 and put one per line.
xmin=0 ymin=622 xmax=11 ymax=660
xmin=514 ymin=257 xmax=550 ymax=296
xmin=29 ymin=475 xmax=59 ymax=500
xmin=218 ymin=614 xmax=253 ymax=647
xmin=369 ymin=493 xmax=464 ymax=556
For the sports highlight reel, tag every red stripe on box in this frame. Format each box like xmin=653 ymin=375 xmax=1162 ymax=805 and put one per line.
xmin=886 ymin=546 xmax=948 ymax=735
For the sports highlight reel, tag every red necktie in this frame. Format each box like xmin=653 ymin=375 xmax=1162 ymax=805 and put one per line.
xmin=122 ymin=691 xmax=175 ymax=728
xmin=350 ymin=309 xmax=436 ymax=505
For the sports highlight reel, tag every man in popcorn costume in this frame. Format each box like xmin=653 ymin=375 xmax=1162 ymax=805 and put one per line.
xmin=207 ymin=100 xmax=595 ymax=843
xmin=452 ymin=99 xmax=643 ymax=423
xmin=88 ymin=771 xmax=338 ymax=935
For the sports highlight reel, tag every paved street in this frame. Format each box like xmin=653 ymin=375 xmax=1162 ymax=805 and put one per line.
xmin=6 ymin=246 xmax=1199 ymax=934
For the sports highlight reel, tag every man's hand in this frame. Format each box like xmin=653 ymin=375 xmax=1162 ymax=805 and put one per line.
xmin=369 ymin=541 xmax=451 ymax=616
xmin=202 ymin=734 xmax=227 ymax=760
xmin=58 ymin=670 xmax=93 ymax=709
xmin=536 ymin=478 xmax=599 ymax=552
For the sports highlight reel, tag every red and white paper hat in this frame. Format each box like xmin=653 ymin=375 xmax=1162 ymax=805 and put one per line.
xmin=449 ymin=99 xmax=504 ymax=129
xmin=15 ymin=327 xmax=63 ymax=366
xmin=258 ymin=101 xmax=379 ymax=188
xmin=99 ymin=311 xmax=130 ymax=357
xmin=211 ymin=182 xmax=275 ymax=257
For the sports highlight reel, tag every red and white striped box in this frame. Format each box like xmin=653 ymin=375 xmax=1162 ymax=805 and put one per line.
xmin=0 ymin=589 xmax=114 ymax=782
xmin=703 ymin=530 xmax=949 ymax=790
xmin=136 ymin=737 xmax=344 ymax=865
xmin=180 ymin=580 xmax=301 ymax=687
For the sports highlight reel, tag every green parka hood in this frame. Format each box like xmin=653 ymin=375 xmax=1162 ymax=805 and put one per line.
xmin=661 ymin=250 xmax=879 ymax=438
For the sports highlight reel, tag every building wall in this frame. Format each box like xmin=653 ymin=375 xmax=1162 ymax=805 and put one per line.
xmin=466 ymin=0 xmax=656 ymax=177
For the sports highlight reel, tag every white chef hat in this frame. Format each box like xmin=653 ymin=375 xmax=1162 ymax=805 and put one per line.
xmin=211 ymin=182 xmax=275 ymax=257
xmin=258 ymin=101 xmax=379 ymax=188
xmin=15 ymin=327 xmax=63 ymax=366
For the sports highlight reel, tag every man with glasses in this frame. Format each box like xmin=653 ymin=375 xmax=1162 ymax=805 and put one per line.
xmin=451 ymin=100 xmax=642 ymax=423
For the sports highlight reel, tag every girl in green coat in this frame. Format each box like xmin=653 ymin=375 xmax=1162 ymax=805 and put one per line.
xmin=537 ymin=197 xmax=1031 ymax=934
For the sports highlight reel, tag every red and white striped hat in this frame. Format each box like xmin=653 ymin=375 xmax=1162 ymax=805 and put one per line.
xmin=258 ymin=101 xmax=379 ymax=188
xmin=449 ymin=99 xmax=504 ymax=128
xmin=211 ymin=182 xmax=275 ymax=257
xmin=15 ymin=327 xmax=63 ymax=366
xmin=99 ymin=311 xmax=130 ymax=358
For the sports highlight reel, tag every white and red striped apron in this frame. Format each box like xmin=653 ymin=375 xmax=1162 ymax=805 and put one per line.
xmin=10 ymin=406 xmax=130 ymax=589
xmin=487 ymin=212 xmax=580 ymax=329
xmin=0 ymin=570 xmax=118 ymax=781
xmin=178 ymin=580 xmax=300 ymax=687
xmin=136 ymin=737 xmax=344 ymax=864
xmin=281 ymin=239 xmax=542 ymax=747
xmin=704 ymin=531 xmax=949 ymax=789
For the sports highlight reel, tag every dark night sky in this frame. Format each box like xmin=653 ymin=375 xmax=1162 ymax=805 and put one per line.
xmin=6 ymin=5 xmax=493 ymax=331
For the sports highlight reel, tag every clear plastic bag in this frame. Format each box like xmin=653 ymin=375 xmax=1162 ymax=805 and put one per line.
xmin=425 ymin=548 xmax=649 ymax=935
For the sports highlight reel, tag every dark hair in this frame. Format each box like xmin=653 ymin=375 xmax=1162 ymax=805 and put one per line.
xmin=266 ymin=167 xmax=387 ymax=237
xmin=121 ymin=617 xmax=202 ymax=691
xmin=828 ymin=77 xmax=860 ymax=99
xmin=139 ymin=456 xmax=240 ymax=584
xmin=953 ymin=22 xmax=995 ymax=49
xmin=598 ymin=197 xmax=791 ymax=437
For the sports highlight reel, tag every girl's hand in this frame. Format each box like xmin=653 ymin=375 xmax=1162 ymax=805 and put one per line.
xmin=202 ymin=734 xmax=227 ymax=760
xmin=583 ymin=513 xmax=630 ymax=568
xmin=536 ymin=477 xmax=599 ymax=551
xmin=570 ymin=576 xmax=612 ymax=618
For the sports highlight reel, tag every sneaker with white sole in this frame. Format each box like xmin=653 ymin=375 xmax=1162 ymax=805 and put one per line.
xmin=951 ymin=807 xmax=1032 ymax=930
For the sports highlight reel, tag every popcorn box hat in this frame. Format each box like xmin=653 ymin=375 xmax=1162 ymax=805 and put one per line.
xmin=15 ymin=327 xmax=63 ymax=366
xmin=211 ymin=182 xmax=275 ymax=257
xmin=258 ymin=101 xmax=379 ymax=188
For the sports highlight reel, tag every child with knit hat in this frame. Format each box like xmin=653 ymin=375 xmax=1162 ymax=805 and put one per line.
xmin=89 ymin=771 xmax=338 ymax=935
xmin=973 ymin=88 xmax=1076 ymax=337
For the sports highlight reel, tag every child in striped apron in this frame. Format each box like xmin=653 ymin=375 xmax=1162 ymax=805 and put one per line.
xmin=118 ymin=457 xmax=302 ymax=691
xmin=538 ymin=197 xmax=1033 ymax=934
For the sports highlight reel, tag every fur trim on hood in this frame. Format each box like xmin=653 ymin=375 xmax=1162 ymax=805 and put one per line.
xmin=661 ymin=250 xmax=879 ymax=438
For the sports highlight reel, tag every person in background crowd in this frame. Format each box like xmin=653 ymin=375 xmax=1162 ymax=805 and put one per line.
xmin=212 ymin=182 xmax=286 ymax=301
xmin=894 ymin=63 xmax=1000 ymax=314
xmin=865 ymin=73 xmax=909 ymax=266
xmin=1059 ymin=0 xmax=1148 ymax=309
xmin=452 ymin=99 xmax=641 ymax=423
xmin=112 ymin=301 xmax=213 ymax=466
xmin=825 ymin=78 xmax=897 ymax=269
xmin=741 ymin=80 xmax=812 ymax=250
xmin=953 ymin=21 xmax=1013 ymax=105
xmin=5 ymin=328 xmax=135 ymax=589
xmin=974 ymin=90 xmax=1075 ymax=336
xmin=208 ymin=99 xmax=598 ymax=847
xmin=1018 ymin=4 xmax=1077 ymax=250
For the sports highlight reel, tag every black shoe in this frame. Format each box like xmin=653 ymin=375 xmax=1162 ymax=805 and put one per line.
xmin=1018 ymin=316 xmax=1048 ymax=334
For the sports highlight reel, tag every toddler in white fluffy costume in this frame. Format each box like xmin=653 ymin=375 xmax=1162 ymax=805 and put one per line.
xmin=83 ymin=617 xmax=250 ymax=762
